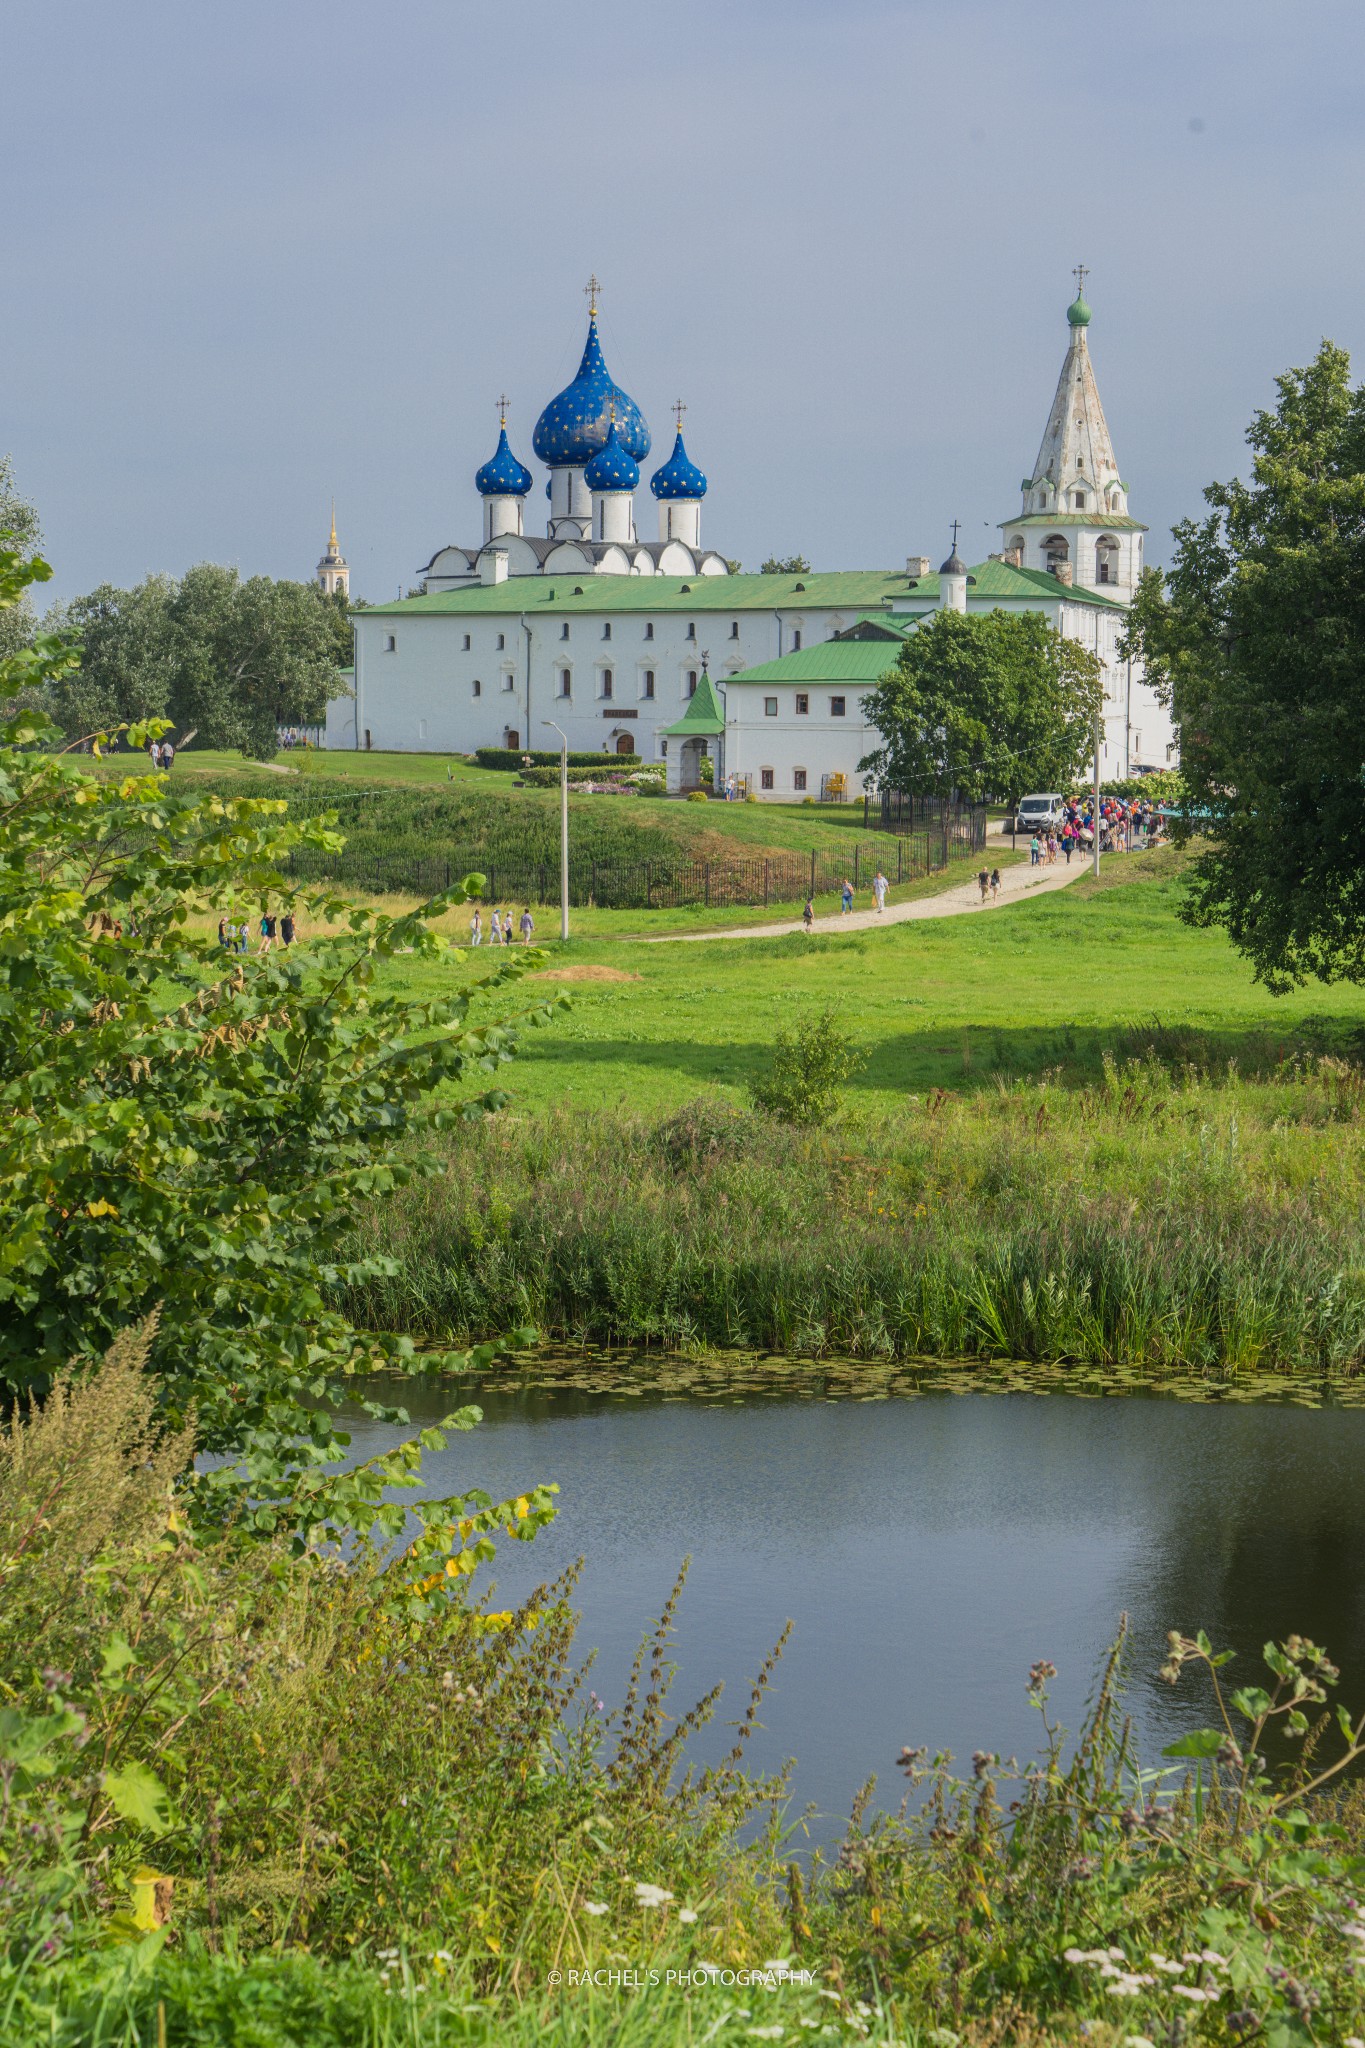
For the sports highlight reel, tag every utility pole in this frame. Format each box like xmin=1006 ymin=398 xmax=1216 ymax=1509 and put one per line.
xmin=543 ymin=720 xmax=570 ymax=940
xmin=1092 ymin=607 xmax=1102 ymax=876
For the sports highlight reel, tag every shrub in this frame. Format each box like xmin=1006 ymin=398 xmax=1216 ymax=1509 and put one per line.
xmin=686 ymin=788 xmax=709 ymax=804
xmin=474 ymin=747 xmax=640 ymax=772
xmin=750 ymin=1006 xmax=866 ymax=1127
xmin=654 ymin=1096 xmax=754 ymax=1172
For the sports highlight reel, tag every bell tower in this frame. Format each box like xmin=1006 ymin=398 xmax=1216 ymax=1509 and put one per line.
xmin=317 ymin=503 xmax=350 ymax=597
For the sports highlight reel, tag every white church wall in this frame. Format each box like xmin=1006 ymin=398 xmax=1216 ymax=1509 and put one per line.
xmin=724 ymin=686 xmax=878 ymax=801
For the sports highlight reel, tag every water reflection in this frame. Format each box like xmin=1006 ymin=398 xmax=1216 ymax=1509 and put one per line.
xmin=343 ymin=1381 xmax=1365 ymax=1838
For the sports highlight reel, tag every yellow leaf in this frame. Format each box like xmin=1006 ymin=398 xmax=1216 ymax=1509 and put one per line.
xmin=86 ymin=1200 xmax=119 ymax=1218
xmin=514 ymin=1496 xmax=529 ymax=1520
xmin=485 ymin=1934 xmax=502 ymax=1955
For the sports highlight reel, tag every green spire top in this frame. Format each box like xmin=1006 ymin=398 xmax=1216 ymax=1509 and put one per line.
xmin=1067 ymin=262 xmax=1091 ymax=328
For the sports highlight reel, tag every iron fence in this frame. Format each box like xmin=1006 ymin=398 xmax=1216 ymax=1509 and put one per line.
xmin=283 ymin=806 xmax=986 ymax=911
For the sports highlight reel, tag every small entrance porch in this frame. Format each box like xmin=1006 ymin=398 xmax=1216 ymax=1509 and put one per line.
xmin=661 ymin=669 xmax=726 ymax=795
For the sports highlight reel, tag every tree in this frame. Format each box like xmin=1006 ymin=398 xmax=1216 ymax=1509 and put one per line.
xmin=0 ymin=455 xmax=42 ymax=661
xmin=858 ymin=609 xmax=1102 ymax=804
xmin=0 ymin=540 xmax=563 ymax=1540
xmin=760 ymin=554 xmax=811 ymax=576
xmin=1126 ymin=341 xmax=1365 ymax=990
xmin=45 ymin=566 xmax=353 ymax=757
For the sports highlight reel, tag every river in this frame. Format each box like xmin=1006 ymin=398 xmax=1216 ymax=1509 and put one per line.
xmin=343 ymin=1367 xmax=1365 ymax=1838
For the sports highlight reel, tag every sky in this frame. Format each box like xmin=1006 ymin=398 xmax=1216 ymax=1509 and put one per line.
xmin=4 ymin=0 xmax=1364 ymax=606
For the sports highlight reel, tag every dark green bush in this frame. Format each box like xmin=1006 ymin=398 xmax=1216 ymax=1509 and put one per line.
xmin=750 ymin=1006 xmax=866 ymax=1127
xmin=474 ymin=747 xmax=641 ymax=771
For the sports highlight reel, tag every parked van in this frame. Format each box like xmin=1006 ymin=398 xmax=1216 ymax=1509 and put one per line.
xmin=1012 ymin=792 xmax=1065 ymax=833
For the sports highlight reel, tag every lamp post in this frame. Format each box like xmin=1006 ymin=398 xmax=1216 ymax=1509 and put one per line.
xmin=542 ymin=719 xmax=570 ymax=941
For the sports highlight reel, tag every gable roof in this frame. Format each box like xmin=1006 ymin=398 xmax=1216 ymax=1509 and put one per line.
xmin=724 ymin=639 xmax=905 ymax=687
xmin=354 ymin=569 xmax=910 ymax=620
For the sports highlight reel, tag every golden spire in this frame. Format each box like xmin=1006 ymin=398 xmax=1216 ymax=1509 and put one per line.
xmin=329 ymin=498 xmax=337 ymax=551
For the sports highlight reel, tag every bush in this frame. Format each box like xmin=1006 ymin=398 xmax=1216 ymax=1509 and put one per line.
xmin=750 ymin=1006 xmax=866 ymax=1127
xmin=474 ymin=748 xmax=641 ymax=772
xmin=686 ymin=788 xmax=709 ymax=804
xmin=654 ymin=1096 xmax=753 ymax=1173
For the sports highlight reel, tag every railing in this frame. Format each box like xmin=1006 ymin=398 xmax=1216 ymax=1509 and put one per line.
xmin=283 ymin=814 xmax=986 ymax=912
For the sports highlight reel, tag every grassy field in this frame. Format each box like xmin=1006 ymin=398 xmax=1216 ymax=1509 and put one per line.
xmin=370 ymin=846 xmax=1365 ymax=1116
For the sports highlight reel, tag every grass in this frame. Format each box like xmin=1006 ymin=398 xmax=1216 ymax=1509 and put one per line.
xmin=365 ymin=846 xmax=1365 ymax=1116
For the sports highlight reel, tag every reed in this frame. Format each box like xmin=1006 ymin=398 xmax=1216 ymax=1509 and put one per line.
xmin=343 ymin=1052 xmax=1365 ymax=1376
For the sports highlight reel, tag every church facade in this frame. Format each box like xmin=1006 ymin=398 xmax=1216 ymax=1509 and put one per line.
xmin=327 ymin=279 xmax=1174 ymax=782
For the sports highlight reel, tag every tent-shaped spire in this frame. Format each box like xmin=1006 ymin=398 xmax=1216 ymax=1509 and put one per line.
xmin=1023 ymin=278 xmax=1125 ymax=514
xmin=662 ymin=667 xmax=725 ymax=736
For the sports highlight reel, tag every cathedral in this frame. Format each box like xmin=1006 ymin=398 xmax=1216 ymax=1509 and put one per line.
xmin=324 ymin=276 xmax=1174 ymax=784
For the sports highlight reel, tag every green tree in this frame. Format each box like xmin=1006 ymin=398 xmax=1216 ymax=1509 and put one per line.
xmin=0 ymin=454 xmax=42 ymax=661
xmin=0 ymin=541 xmax=561 ymax=1539
xmin=1126 ymin=341 xmax=1365 ymax=990
xmin=44 ymin=574 xmax=178 ymax=736
xmin=760 ymin=554 xmax=811 ymax=576
xmin=169 ymin=565 xmax=351 ymax=757
xmin=858 ymin=609 xmax=1101 ymax=803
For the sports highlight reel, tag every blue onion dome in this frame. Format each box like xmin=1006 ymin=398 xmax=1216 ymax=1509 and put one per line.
xmin=583 ymin=420 xmax=640 ymax=493
xmin=533 ymin=313 xmax=651 ymax=466
xmin=649 ymin=429 xmax=707 ymax=501
xmin=475 ymin=425 xmax=533 ymax=497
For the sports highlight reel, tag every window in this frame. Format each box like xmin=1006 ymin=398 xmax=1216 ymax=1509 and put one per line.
xmin=760 ymin=768 xmax=774 ymax=790
xmin=1043 ymin=534 xmax=1070 ymax=574
xmin=830 ymin=696 xmax=846 ymax=717
xmin=661 ymin=740 xmax=668 ymax=757
xmin=472 ymin=679 xmax=482 ymax=698
xmin=502 ymin=673 xmax=515 ymax=691
xmin=644 ymin=622 xmax=654 ymax=640
xmin=642 ymin=670 xmax=655 ymax=699
xmin=602 ymin=622 xmax=612 ymax=640
xmin=686 ymin=671 xmax=698 ymax=696
xmin=764 ymin=697 xmax=778 ymax=717
xmin=600 ymin=670 xmax=613 ymax=699
xmin=730 ymin=620 xmax=739 ymax=639
xmin=560 ymin=622 xmax=570 ymax=640
xmin=1095 ymin=535 xmax=1119 ymax=586
xmin=462 ymin=633 xmax=471 ymax=650
xmin=793 ymin=630 xmax=803 ymax=651
xmin=558 ymin=669 xmax=571 ymax=698
xmin=383 ymin=634 xmax=396 ymax=652
xmin=793 ymin=768 xmax=807 ymax=792
xmin=1072 ymin=490 xmax=1087 ymax=510
xmin=795 ymin=692 xmax=809 ymax=715
xmin=686 ymin=622 xmax=696 ymax=640
xmin=496 ymin=632 xmax=505 ymax=650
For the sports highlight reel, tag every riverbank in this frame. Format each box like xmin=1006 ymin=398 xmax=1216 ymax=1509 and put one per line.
xmin=344 ymin=1051 xmax=1365 ymax=1375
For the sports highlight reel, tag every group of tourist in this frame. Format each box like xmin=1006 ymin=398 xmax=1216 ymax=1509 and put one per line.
xmin=1029 ymin=795 xmax=1167 ymax=866
xmin=218 ymin=910 xmax=296 ymax=953
xmin=468 ymin=906 xmax=536 ymax=946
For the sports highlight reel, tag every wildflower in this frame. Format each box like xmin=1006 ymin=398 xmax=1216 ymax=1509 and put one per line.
xmin=583 ymin=1902 xmax=609 ymax=1917
xmin=679 ymin=1908 xmax=699 ymax=1924
xmin=633 ymin=1883 xmax=674 ymax=1909
xmin=1028 ymin=1660 xmax=1057 ymax=1693
xmin=1148 ymin=1955 xmax=1184 ymax=1974
xmin=376 ymin=1947 xmax=401 ymax=1960
xmin=1105 ymin=1974 xmax=1155 ymax=1996
xmin=1172 ymin=1984 xmax=1221 ymax=2002
xmin=1199 ymin=1949 xmax=1228 ymax=1967
xmin=747 ymin=2030 xmax=786 ymax=2041
xmin=763 ymin=1958 xmax=794 ymax=1975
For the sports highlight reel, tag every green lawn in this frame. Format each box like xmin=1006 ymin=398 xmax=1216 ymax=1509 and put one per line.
xmin=409 ymin=847 xmax=1365 ymax=1116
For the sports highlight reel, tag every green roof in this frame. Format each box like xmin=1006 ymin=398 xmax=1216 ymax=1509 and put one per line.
xmin=893 ymin=558 xmax=1131 ymax=610
xmin=353 ymin=570 xmax=909 ymax=620
xmin=725 ymin=638 xmax=906 ymax=686
xmin=1000 ymin=513 xmax=1148 ymax=533
xmin=661 ymin=668 xmax=727 ymax=736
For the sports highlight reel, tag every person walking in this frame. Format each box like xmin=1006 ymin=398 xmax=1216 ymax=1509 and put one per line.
xmin=1030 ymin=833 xmax=1041 ymax=867
xmin=279 ymin=910 xmax=295 ymax=947
xmin=259 ymin=910 xmax=276 ymax=953
xmin=840 ymin=878 xmax=854 ymax=915
xmin=236 ymin=918 xmax=251 ymax=954
xmin=519 ymin=906 xmax=534 ymax=944
xmin=149 ymin=739 xmax=163 ymax=771
xmin=490 ymin=909 xmax=503 ymax=946
xmin=469 ymin=906 xmax=482 ymax=946
xmin=872 ymin=868 xmax=888 ymax=914
xmin=162 ymin=739 xmax=175 ymax=771
xmin=217 ymin=915 xmax=230 ymax=950
xmin=989 ymin=866 xmax=1001 ymax=900
xmin=977 ymin=865 xmax=990 ymax=903
xmin=802 ymin=895 xmax=815 ymax=930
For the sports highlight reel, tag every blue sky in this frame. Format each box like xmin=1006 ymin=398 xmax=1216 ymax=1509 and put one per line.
xmin=5 ymin=0 xmax=1363 ymax=603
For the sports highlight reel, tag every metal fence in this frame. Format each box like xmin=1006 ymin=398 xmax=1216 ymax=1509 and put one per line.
xmin=283 ymin=809 xmax=986 ymax=911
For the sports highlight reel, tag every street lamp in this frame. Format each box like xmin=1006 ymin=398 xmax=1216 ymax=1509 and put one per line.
xmin=542 ymin=719 xmax=570 ymax=941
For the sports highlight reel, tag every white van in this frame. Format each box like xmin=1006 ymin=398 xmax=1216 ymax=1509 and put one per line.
xmin=1013 ymin=792 xmax=1065 ymax=833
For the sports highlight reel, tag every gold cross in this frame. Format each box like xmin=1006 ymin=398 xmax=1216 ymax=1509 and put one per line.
xmin=673 ymin=399 xmax=687 ymax=433
xmin=584 ymin=274 xmax=601 ymax=315
xmin=496 ymin=393 xmax=510 ymax=426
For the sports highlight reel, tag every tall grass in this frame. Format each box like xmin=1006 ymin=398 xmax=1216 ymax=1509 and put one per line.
xmin=344 ymin=1052 xmax=1365 ymax=1375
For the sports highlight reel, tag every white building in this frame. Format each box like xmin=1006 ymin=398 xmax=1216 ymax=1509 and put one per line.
xmin=316 ymin=506 xmax=349 ymax=597
xmin=328 ymin=279 xmax=1174 ymax=778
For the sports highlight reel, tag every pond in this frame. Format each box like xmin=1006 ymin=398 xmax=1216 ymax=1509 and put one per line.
xmin=344 ymin=1365 xmax=1365 ymax=1839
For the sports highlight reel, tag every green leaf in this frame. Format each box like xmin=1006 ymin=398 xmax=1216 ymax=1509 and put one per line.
xmin=101 ymin=1634 xmax=138 ymax=1679
xmin=1161 ymin=1728 xmax=1225 ymax=1759
xmin=104 ymin=1761 xmax=173 ymax=1835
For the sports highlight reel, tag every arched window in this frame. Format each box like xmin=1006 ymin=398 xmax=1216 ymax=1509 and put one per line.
xmin=1043 ymin=534 xmax=1070 ymax=575
xmin=1072 ymin=489 xmax=1087 ymax=510
xmin=1095 ymin=536 xmax=1120 ymax=586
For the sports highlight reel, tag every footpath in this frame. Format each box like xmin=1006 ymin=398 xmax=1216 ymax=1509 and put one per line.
xmin=648 ymin=836 xmax=1092 ymax=944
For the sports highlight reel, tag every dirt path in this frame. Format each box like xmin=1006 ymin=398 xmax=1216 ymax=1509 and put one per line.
xmin=647 ymin=838 xmax=1092 ymax=943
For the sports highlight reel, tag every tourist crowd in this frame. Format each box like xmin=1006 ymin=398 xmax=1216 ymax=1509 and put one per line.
xmin=1029 ymin=795 xmax=1167 ymax=866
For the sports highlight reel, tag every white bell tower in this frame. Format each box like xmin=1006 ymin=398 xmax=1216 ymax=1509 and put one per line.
xmin=317 ymin=503 xmax=349 ymax=597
